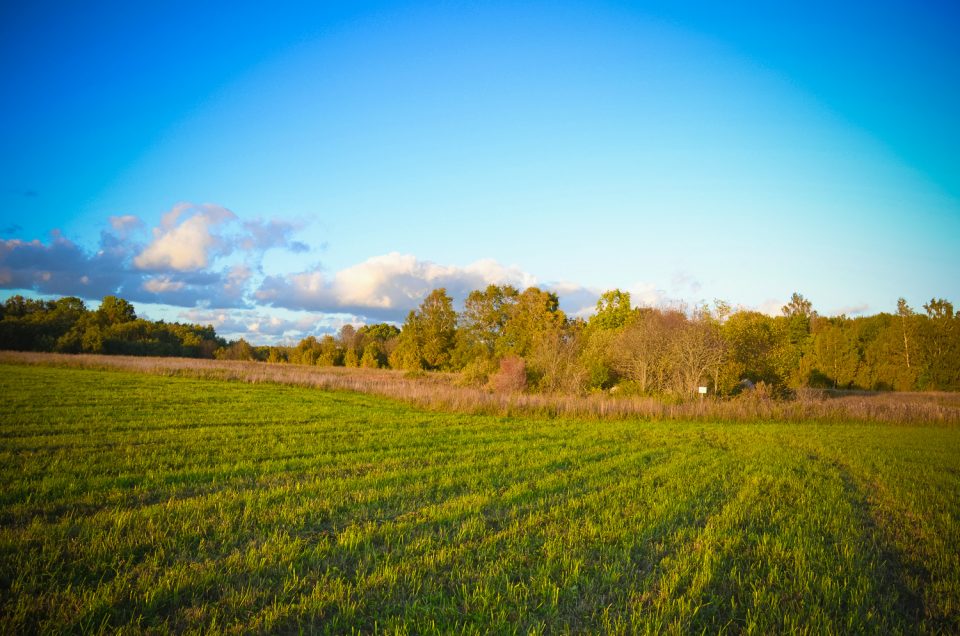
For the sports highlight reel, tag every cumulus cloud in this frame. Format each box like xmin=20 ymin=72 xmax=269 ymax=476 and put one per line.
xmin=0 ymin=231 xmax=252 ymax=308
xmin=0 ymin=202 xmax=312 ymax=309
xmin=0 ymin=234 xmax=130 ymax=297
xmin=132 ymin=205 xmax=311 ymax=273
xmin=255 ymin=252 xmax=539 ymax=321
xmin=134 ymin=203 xmax=236 ymax=271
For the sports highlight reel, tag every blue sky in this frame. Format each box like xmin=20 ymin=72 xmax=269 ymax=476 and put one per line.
xmin=2 ymin=0 xmax=958 ymax=343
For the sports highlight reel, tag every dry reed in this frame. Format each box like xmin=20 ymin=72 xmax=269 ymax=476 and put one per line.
xmin=3 ymin=350 xmax=958 ymax=425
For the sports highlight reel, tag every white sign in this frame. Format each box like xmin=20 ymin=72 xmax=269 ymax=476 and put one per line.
xmin=698 ymin=386 xmax=708 ymax=394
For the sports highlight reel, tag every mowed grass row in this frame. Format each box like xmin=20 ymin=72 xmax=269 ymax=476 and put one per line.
xmin=0 ymin=364 xmax=958 ymax=634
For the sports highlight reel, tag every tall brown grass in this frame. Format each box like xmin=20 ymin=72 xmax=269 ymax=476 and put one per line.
xmin=3 ymin=350 xmax=959 ymax=425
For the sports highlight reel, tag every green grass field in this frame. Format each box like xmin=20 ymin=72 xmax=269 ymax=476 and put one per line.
xmin=1 ymin=363 xmax=958 ymax=634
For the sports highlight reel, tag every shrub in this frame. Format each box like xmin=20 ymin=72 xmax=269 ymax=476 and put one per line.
xmin=456 ymin=358 xmax=498 ymax=387
xmin=492 ymin=355 xmax=527 ymax=393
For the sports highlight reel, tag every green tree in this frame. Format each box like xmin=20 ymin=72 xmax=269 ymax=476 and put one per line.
xmin=500 ymin=287 xmax=565 ymax=358
xmin=775 ymin=293 xmax=816 ymax=387
xmin=390 ymin=289 xmax=457 ymax=371
xmin=357 ymin=323 xmax=400 ymax=367
xmin=419 ymin=288 xmax=457 ymax=369
xmin=588 ymin=290 xmax=632 ymax=331
xmin=919 ymin=298 xmax=960 ymax=389
xmin=782 ymin=292 xmax=815 ymax=320
xmin=316 ymin=335 xmax=343 ymax=366
xmin=96 ymin=296 xmax=136 ymax=325
xmin=721 ymin=310 xmax=780 ymax=390
xmin=390 ymin=311 xmax=425 ymax=370
xmin=215 ymin=338 xmax=256 ymax=361
xmin=458 ymin=284 xmax=519 ymax=359
xmin=809 ymin=319 xmax=860 ymax=389
xmin=360 ymin=341 xmax=385 ymax=368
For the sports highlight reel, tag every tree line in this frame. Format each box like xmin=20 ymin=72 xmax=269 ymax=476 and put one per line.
xmin=0 ymin=295 xmax=223 ymax=358
xmin=3 ymin=288 xmax=959 ymax=394
xmin=236 ymin=287 xmax=960 ymax=395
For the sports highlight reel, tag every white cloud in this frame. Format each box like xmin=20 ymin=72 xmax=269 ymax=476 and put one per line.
xmin=628 ymin=282 xmax=670 ymax=307
xmin=134 ymin=203 xmax=236 ymax=272
xmin=142 ymin=276 xmax=186 ymax=293
xmin=256 ymin=252 xmax=538 ymax=320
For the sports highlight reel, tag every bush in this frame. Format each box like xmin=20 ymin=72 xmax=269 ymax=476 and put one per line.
xmin=456 ymin=358 xmax=498 ymax=387
xmin=609 ymin=380 xmax=644 ymax=396
xmin=492 ymin=355 xmax=527 ymax=393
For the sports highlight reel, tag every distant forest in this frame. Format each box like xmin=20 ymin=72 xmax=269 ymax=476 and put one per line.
xmin=2 ymin=289 xmax=959 ymax=394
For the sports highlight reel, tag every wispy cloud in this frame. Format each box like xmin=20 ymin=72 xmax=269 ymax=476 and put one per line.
xmin=832 ymin=303 xmax=870 ymax=316
xmin=108 ymin=215 xmax=144 ymax=236
xmin=240 ymin=219 xmax=309 ymax=254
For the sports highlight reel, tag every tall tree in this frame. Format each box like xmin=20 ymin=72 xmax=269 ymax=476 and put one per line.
xmin=920 ymin=298 xmax=960 ymax=389
xmin=776 ymin=293 xmax=816 ymax=387
xmin=782 ymin=292 xmax=815 ymax=319
xmin=588 ymin=290 xmax=632 ymax=331
xmin=500 ymin=287 xmax=565 ymax=358
xmin=809 ymin=319 xmax=859 ymax=389
xmin=897 ymin=298 xmax=914 ymax=370
xmin=419 ymin=288 xmax=457 ymax=369
xmin=579 ymin=290 xmax=633 ymax=389
xmin=458 ymin=284 xmax=519 ymax=358
xmin=721 ymin=310 xmax=780 ymax=389
xmin=391 ymin=289 xmax=457 ymax=370
xmin=96 ymin=296 xmax=136 ymax=325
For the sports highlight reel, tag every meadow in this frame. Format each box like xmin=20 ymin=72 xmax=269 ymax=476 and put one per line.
xmin=1 ymin=361 xmax=959 ymax=633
